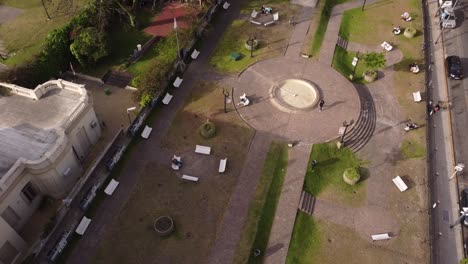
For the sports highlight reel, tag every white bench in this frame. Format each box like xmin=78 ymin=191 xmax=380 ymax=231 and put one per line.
xmin=173 ymin=76 xmax=183 ymax=88
xmin=141 ymin=125 xmax=153 ymax=139
xmin=381 ymin=41 xmax=393 ymax=51
xmin=195 ymin=145 xmax=211 ymax=155
xmin=250 ymin=19 xmax=262 ymax=25
xmin=191 ymin=49 xmax=200 ymax=60
xmin=371 ymin=233 xmax=391 ymax=241
xmin=264 ymin=12 xmax=279 ymax=26
xmin=392 ymin=176 xmax=408 ymax=192
xmin=223 ymin=1 xmax=230 ymax=9
xmin=182 ymin=175 xmax=199 ymax=182
xmin=162 ymin=93 xmax=173 ymax=105
xmin=172 ymin=155 xmax=181 ymax=171
xmin=412 ymin=91 xmax=422 ymax=102
xmin=75 ymin=216 xmax=92 ymax=235
xmin=251 ymin=9 xmax=258 ymax=18
xmin=104 ymin=179 xmax=120 ymax=195
xmin=219 ymin=158 xmax=227 ymax=173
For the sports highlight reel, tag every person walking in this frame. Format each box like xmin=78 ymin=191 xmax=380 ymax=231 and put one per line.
xmin=319 ymin=99 xmax=325 ymax=112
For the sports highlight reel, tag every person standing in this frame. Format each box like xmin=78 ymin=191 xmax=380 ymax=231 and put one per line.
xmin=319 ymin=99 xmax=325 ymax=112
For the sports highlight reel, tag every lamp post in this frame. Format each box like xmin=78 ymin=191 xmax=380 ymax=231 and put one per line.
xmin=248 ymin=34 xmax=257 ymax=58
xmin=222 ymin=88 xmax=230 ymax=113
xmin=340 ymin=120 xmax=355 ymax=145
xmin=449 ymin=163 xmax=465 ymax=181
xmin=174 ymin=17 xmax=181 ymax=60
xmin=126 ymin=107 xmax=137 ymax=125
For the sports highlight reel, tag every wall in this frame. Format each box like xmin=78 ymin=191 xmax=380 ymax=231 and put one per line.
xmin=0 ymin=218 xmax=27 ymax=264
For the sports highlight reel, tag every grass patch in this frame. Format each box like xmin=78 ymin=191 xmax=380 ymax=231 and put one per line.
xmin=0 ymin=0 xmax=89 ymax=66
xmin=286 ymin=212 xmax=320 ymax=264
xmin=83 ymin=26 xmax=152 ymax=77
xmin=247 ymin=142 xmax=288 ymax=264
xmin=400 ymin=139 xmax=426 ymax=159
xmin=210 ymin=3 xmax=300 ymax=73
xmin=332 ymin=47 xmax=367 ymax=83
xmin=309 ymin=0 xmax=349 ymax=56
xmin=303 ymin=143 xmax=366 ymax=207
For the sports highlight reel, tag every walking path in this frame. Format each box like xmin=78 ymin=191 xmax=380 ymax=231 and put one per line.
xmin=264 ymin=144 xmax=311 ymax=263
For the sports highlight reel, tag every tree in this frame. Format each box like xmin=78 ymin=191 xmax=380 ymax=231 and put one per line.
xmin=70 ymin=27 xmax=109 ymax=66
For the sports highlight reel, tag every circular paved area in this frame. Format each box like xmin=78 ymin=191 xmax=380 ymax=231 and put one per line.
xmin=234 ymin=57 xmax=361 ymax=143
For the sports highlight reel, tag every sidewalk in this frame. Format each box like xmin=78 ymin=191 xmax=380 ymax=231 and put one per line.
xmin=264 ymin=144 xmax=311 ymax=263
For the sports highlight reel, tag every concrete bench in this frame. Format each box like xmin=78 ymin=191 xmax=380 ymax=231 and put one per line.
xmin=191 ymin=49 xmax=200 ymax=60
xmin=371 ymin=233 xmax=391 ymax=241
xmin=141 ymin=125 xmax=153 ymax=139
xmin=173 ymin=76 xmax=183 ymax=88
xmin=182 ymin=175 xmax=199 ymax=182
xmin=412 ymin=91 xmax=422 ymax=102
xmin=104 ymin=179 xmax=120 ymax=195
xmin=219 ymin=158 xmax=227 ymax=173
xmin=392 ymin=176 xmax=408 ymax=192
xmin=251 ymin=9 xmax=258 ymax=18
xmin=381 ymin=41 xmax=393 ymax=51
xmin=250 ymin=19 xmax=262 ymax=25
xmin=264 ymin=12 xmax=279 ymax=26
xmin=195 ymin=145 xmax=211 ymax=155
xmin=75 ymin=216 xmax=91 ymax=235
xmin=162 ymin=93 xmax=173 ymax=105
xmin=223 ymin=1 xmax=230 ymax=9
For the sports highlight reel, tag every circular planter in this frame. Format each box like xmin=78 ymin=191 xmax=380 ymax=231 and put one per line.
xmin=154 ymin=216 xmax=174 ymax=236
xmin=363 ymin=70 xmax=378 ymax=83
xmin=404 ymin=27 xmax=416 ymax=38
xmin=245 ymin=39 xmax=259 ymax=51
xmin=343 ymin=168 xmax=361 ymax=185
xmin=199 ymin=121 xmax=216 ymax=139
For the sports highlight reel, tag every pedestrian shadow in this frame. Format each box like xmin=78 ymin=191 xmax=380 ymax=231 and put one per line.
xmin=325 ymin=100 xmax=345 ymax=110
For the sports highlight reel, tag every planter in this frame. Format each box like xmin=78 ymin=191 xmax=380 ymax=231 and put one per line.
xmin=404 ymin=27 xmax=417 ymax=38
xmin=343 ymin=168 xmax=361 ymax=185
xmin=154 ymin=216 xmax=174 ymax=236
xmin=199 ymin=121 xmax=216 ymax=139
xmin=245 ymin=39 xmax=259 ymax=51
xmin=363 ymin=70 xmax=378 ymax=83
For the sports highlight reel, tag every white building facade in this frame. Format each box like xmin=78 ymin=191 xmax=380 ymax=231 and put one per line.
xmin=0 ymin=80 xmax=101 ymax=263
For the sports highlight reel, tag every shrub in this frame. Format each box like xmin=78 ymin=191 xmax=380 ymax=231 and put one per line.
xmin=363 ymin=52 xmax=386 ymax=69
xmin=199 ymin=121 xmax=216 ymax=139
xmin=343 ymin=168 xmax=360 ymax=185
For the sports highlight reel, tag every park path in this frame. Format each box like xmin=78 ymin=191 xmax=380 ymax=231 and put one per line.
xmin=284 ymin=6 xmax=314 ymax=58
xmin=264 ymin=144 xmax=311 ymax=263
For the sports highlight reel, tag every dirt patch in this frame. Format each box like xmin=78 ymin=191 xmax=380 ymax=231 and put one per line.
xmin=91 ymin=81 xmax=254 ymax=263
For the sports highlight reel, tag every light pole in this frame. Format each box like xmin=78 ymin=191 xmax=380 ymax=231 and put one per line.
xmin=222 ymin=88 xmax=230 ymax=113
xmin=126 ymin=107 xmax=137 ymax=124
xmin=340 ymin=120 xmax=355 ymax=145
xmin=174 ymin=17 xmax=181 ymax=60
xmin=248 ymin=34 xmax=257 ymax=58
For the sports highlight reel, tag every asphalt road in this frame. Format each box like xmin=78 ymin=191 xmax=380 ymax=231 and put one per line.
xmin=444 ymin=0 xmax=468 ymax=259
xmin=427 ymin=0 xmax=466 ymax=262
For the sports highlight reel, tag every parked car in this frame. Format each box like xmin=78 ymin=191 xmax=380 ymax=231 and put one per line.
xmin=446 ymin=55 xmax=464 ymax=80
xmin=439 ymin=0 xmax=452 ymax=8
xmin=440 ymin=7 xmax=456 ymax=29
xmin=460 ymin=189 xmax=468 ymax=226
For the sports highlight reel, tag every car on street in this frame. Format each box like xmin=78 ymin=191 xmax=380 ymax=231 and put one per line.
xmin=460 ymin=189 xmax=468 ymax=226
xmin=446 ymin=55 xmax=464 ymax=80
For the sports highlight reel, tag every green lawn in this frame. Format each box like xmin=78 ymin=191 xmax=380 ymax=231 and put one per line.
xmin=210 ymin=3 xmax=300 ymax=73
xmin=247 ymin=142 xmax=288 ymax=264
xmin=400 ymin=139 xmax=426 ymax=159
xmin=83 ymin=26 xmax=152 ymax=77
xmin=332 ymin=47 xmax=371 ymax=83
xmin=233 ymin=141 xmax=289 ymax=264
xmin=309 ymin=0 xmax=350 ymax=56
xmin=303 ymin=143 xmax=366 ymax=207
xmin=0 ymin=0 xmax=89 ymax=66
xmin=286 ymin=212 xmax=320 ymax=264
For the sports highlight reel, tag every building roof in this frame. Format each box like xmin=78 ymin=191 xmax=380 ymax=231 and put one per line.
xmin=0 ymin=84 xmax=83 ymax=178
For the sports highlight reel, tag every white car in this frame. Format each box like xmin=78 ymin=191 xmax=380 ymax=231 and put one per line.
xmin=440 ymin=7 xmax=456 ymax=28
xmin=439 ymin=0 xmax=452 ymax=8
